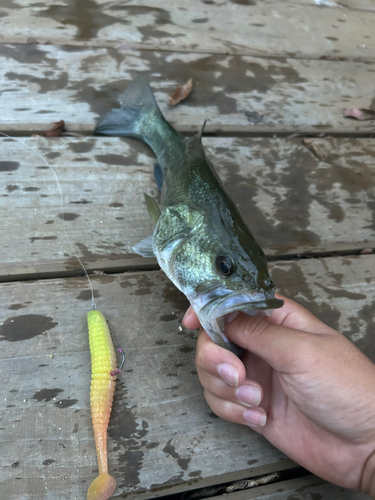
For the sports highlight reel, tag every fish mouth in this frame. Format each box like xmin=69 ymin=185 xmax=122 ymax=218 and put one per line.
xmin=198 ymin=289 xmax=284 ymax=322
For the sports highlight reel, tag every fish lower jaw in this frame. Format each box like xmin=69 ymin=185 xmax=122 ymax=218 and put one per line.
xmin=200 ymin=296 xmax=284 ymax=324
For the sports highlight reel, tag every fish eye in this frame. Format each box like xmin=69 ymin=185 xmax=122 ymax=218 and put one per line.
xmin=215 ymin=256 xmax=234 ymax=277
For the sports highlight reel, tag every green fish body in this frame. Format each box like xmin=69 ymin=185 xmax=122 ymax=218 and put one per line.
xmin=95 ymin=77 xmax=283 ymax=355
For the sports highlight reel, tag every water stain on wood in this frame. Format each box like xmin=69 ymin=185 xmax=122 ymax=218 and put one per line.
xmin=0 ymin=161 xmax=19 ymax=171
xmin=272 ymin=264 xmax=342 ymax=329
xmin=163 ymin=438 xmax=191 ymax=471
xmin=162 ymin=281 xmax=189 ymax=313
xmin=42 ymin=459 xmax=56 ymax=466
xmin=220 ymin=142 xmax=320 ymax=254
xmin=108 ymin=379 xmax=148 ymax=490
xmin=54 ymin=398 xmax=78 ymax=408
xmin=30 ymin=236 xmax=57 ymax=243
xmin=230 ymin=0 xmax=256 ymax=4
xmin=179 ymin=346 xmax=195 ymax=354
xmin=0 ymin=314 xmax=58 ymax=341
xmin=120 ymin=274 xmax=155 ymax=295
xmin=159 ymin=314 xmax=177 ymax=322
xmin=150 ymin=471 xmax=185 ymax=491
xmin=33 ymin=388 xmax=63 ymax=402
xmin=8 ymin=303 xmax=26 ymax=310
xmin=315 ymin=282 xmax=366 ymax=301
xmin=0 ymin=44 xmax=56 ymax=65
xmin=145 ymin=442 xmax=159 ymax=449
xmin=95 ymin=154 xmax=138 ymax=166
xmin=68 ymin=140 xmax=95 ymax=153
xmin=5 ymin=71 xmax=69 ymax=93
xmin=76 ymin=289 xmax=101 ymax=301
xmin=57 ymin=213 xmax=80 ymax=221
xmin=35 ymin=0 xmax=126 ymax=41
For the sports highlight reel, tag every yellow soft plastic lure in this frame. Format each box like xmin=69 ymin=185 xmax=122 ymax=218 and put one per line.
xmin=87 ymin=309 xmax=120 ymax=500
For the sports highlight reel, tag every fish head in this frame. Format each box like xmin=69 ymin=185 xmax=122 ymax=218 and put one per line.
xmin=154 ymin=205 xmax=283 ymax=331
xmin=187 ymin=233 xmax=283 ymax=326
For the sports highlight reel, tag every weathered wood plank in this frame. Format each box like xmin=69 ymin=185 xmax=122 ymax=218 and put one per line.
xmin=0 ymin=136 xmax=374 ymax=279
xmin=0 ymin=1 xmax=375 ymax=61
xmin=0 ymin=255 xmax=374 ymax=499
xmin=1 ymin=44 xmax=375 ymax=134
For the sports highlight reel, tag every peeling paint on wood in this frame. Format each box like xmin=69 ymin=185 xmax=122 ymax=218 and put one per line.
xmin=0 ymin=1 xmax=374 ymax=61
xmin=1 ymin=45 xmax=375 ymax=133
xmin=0 ymin=136 xmax=374 ymax=280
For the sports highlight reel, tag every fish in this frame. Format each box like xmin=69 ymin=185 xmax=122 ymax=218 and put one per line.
xmin=95 ymin=77 xmax=283 ymax=356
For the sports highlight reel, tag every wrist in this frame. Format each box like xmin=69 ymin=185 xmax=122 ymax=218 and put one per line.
xmin=360 ymin=449 xmax=375 ymax=498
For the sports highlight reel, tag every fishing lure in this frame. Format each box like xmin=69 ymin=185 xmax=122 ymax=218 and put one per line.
xmin=87 ymin=309 xmax=122 ymax=500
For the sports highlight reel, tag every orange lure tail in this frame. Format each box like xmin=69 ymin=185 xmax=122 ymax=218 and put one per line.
xmin=87 ymin=310 xmax=118 ymax=500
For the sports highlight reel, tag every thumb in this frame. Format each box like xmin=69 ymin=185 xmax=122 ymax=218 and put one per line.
xmin=224 ymin=313 xmax=327 ymax=372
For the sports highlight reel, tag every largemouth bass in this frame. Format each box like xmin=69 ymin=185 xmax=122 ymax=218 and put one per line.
xmin=95 ymin=77 xmax=283 ymax=355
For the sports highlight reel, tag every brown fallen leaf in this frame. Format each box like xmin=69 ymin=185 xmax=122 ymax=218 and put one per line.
xmin=344 ymin=108 xmax=375 ymax=121
xmin=43 ymin=120 xmax=66 ymax=137
xmin=169 ymin=78 xmax=193 ymax=106
xmin=302 ymin=137 xmax=323 ymax=159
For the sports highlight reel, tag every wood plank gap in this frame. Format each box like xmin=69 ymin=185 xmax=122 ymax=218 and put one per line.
xmin=2 ymin=130 xmax=375 ymax=139
xmin=111 ymin=460 xmax=299 ymax=500
xmin=0 ymin=249 xmax=373 ymax=285
xmin=1 ymin=41 xmax=375 ymax=64
xmin=151 ymin=466 xmax=310 ymax=500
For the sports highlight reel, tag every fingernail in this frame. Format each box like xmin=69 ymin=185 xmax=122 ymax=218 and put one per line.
xmin=235 ymin=385 xmax=261 ymax=407
xmin=182 ymin=306 xmax=194 ymax=326
xmin=243 ymin=408 xmax=267 ymax=427
xmin=225 ymin=311 xmax=240 ymax=324
xmin=217 ymin=363 xmax=239 ymax=387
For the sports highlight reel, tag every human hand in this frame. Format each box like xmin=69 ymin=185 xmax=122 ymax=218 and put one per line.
xmin=183 ymin=295 xmax=375 ymax=496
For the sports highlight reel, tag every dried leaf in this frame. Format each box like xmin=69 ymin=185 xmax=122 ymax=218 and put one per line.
xmin=169 ymin=78 xmax=193 ymax=106
xmin=302 ymin=137 xmax=323 ymax=159
xmin=43 ymin=120 xmax=66 ymax=137
xmin=344 ymin=109 xmax=375 ymax=121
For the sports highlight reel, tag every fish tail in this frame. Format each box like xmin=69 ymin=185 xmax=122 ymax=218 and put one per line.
xmin=95 ymin=77 xmax=185 ymax=176
xmin=95 ymin=77 xmax=159 ymax=139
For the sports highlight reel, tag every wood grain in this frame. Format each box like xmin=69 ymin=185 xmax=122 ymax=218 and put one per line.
xmin=0 ymin=1 xmax=375 ymax=60
xmin=0 ymin=136 xmax=374 ymax=279
xmin=1 ymin=44 xmax=375 ymax=134
xmin=0 ymin=255 xmax=374 ymax=498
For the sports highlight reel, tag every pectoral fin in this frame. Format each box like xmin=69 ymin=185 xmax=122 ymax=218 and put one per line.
xmin=144 ymin=193 xmax=161 ymax=225
xmin=133 ymin=235 xmax=155 ymax=257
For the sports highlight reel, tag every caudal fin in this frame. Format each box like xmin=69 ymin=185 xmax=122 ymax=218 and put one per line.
xmin=95 ymin=77 xmax=186 ymax=177
xmin=95 ymin=76 xmax=162 ymax=139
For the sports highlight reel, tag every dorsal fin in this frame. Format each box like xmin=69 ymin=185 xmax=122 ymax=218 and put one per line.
xmin=198 ymin=120 xmax=207 ymax=141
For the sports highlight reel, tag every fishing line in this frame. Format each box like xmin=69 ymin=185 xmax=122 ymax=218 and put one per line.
xmin=0 ymin=131 xmax=96 ymax=310
xmin=1 ymin=131 xmax=125 ymax=496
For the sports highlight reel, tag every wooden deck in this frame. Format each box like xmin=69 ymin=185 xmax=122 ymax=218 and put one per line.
xmin=0 ymin=1 xmax=374 ymax=499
